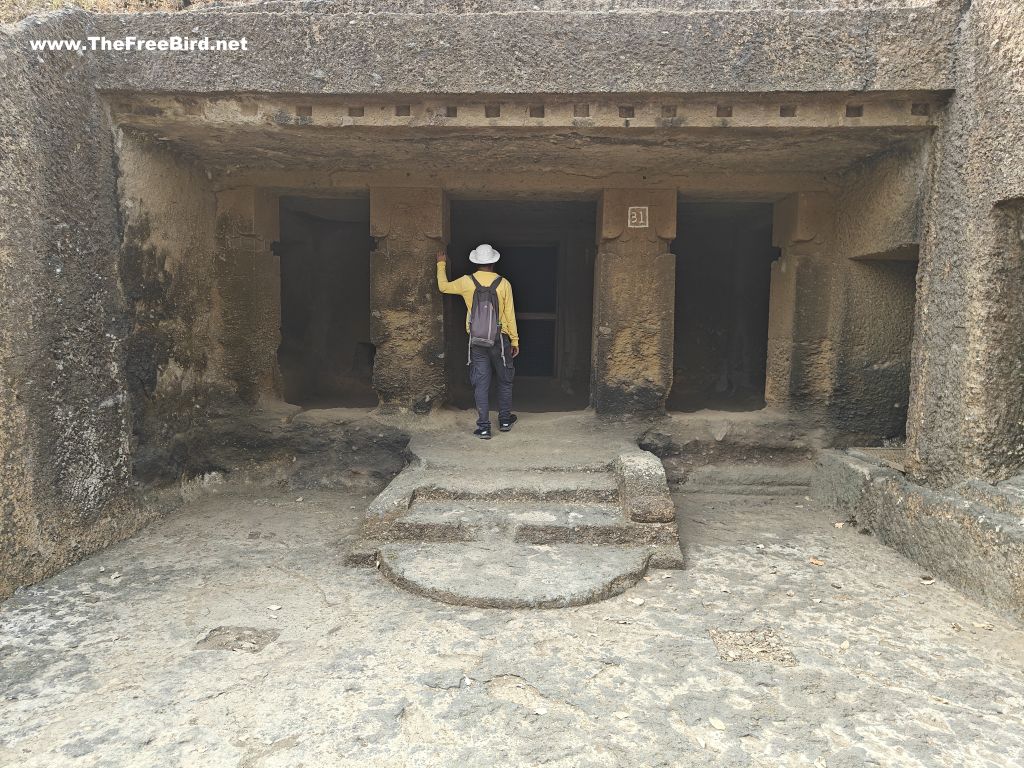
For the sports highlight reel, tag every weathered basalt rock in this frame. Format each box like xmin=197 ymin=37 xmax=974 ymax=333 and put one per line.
xmin=814 ymin=449 xmax=1024 ymax=623
xmin=614 ymin=452 xmax=675 ymax=523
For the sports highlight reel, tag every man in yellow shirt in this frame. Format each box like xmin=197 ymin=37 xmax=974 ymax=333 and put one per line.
xmin=436 ymin=244 xmax=520 ymax=439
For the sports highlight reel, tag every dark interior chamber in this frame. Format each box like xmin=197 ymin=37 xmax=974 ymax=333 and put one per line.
xmin=446 ymin=200 xmax=596 ymax=412
xmin=669 ymin=202 xmax=777 ymax=412
xmin=277 ymin=195 xmax=376 ymax=407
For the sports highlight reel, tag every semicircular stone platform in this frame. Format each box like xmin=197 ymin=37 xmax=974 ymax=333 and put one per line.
xmin=349 ymin=413 xmax=684 ymax=608
xmin=377 ymin=541 xmax=652 ymax=609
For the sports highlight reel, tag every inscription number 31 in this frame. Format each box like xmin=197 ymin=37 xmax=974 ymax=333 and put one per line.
xmin=627 ymin=206 xmax=649 ymax=228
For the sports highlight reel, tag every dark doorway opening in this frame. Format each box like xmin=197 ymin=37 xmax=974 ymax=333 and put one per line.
xmin=498 ymin=244 xmax=558 ymax=377
xmin=277 ymin=196 xmax=377 ymax=407
xmin=446 ymin=200 xmax=596 ymax=412
xmin=669 ymin=202 xmax=776 ymax=412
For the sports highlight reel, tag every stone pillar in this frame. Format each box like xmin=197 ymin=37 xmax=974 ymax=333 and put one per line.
xmin=369 ymin=188 xmax=449 ymax=413
xmin=214 ymin=187 xmax=281 ymax=404
xmin=591 ymin=189 xmax=676 ymax=414
xmin=764 ymin=193 xmax=837 ymax=413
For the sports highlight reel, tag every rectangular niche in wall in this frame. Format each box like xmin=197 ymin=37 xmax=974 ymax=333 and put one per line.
xmin=277 ymin=195 xmax=376 ymax=407
xmin=991 ymin=197 xmax=1024 ymax=469
xmin=836 ymin=258 xmax=918 ymax=443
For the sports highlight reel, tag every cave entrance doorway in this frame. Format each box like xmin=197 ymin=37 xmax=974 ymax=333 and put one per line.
xmin=446 ymin=200 xmax=596 ymax=412
xmin=277 ymin=195 xmax=377 ymax=408
xmin=669 ymin=202 xmax=777 ymax=412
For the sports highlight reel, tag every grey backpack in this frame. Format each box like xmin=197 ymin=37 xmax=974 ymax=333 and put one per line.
xmin=467 ymin=274 xmax=503 ymax=360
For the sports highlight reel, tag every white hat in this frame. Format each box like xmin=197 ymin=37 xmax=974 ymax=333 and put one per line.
xmin=469 ymin=243 xmax=500 ymax=264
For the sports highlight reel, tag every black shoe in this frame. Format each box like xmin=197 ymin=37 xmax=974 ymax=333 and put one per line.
xmin=499 ymin=415 xmax=518 ymax=432
xmin=474 ymin=427 xmax=492 ymax=439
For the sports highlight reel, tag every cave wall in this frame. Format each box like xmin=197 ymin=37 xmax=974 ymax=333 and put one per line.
xmin=0 ymin=12 xmax=141 ymax=598
xmin=907 ymin=1 xmax=1024 ymax=486
xmin=117 ymin=132 xmax=232 ymax=485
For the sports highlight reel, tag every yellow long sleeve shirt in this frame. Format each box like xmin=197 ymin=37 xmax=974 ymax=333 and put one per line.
xmin=436 ymin=263 xmax=519 ymax=347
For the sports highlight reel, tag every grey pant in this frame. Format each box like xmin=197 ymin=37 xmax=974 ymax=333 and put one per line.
xmin=469 ymin=334 xmax=515 ymax=429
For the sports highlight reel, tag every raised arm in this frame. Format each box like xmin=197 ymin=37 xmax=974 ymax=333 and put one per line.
xmin=435 ymin=251 xmax=463 ymax=294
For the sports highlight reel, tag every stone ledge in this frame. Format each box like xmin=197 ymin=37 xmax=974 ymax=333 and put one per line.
xmin=109 ymin=93 xmax=940 ymax=131
xmin=813 ymin=449 xmax=1024 ymax=623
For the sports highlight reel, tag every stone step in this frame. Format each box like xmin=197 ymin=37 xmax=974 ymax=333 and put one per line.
xmin=407 ymin=499 xmax=624 ymax=534
xmin=677 ymin=463 xmax=813 ymax=496
xmin=365 ymin=500 xmax=679 ymax=547
xmin=412 ymin=470 xmax=620 ymax=504
xmin=357 ymin=435 xmax=684 ymax=607
xmin=376 ymin=541 xmax=654 ymax=609
xmin=677 ymin=484 xmax=812 ymax=496
xmin=686 ymin=462 xmax=815 ymax=485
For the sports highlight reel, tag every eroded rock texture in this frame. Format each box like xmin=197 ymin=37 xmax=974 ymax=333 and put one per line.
xmin=0 ymin=0 xmax=1020 ymax=605
xmin=906 ymin=1 xmax=1024 ymax=486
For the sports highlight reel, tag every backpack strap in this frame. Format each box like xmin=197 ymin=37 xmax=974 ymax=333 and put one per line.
xmin=468 ymin=274 xmax=501 ymax=290
xmin=489 ymin=276 xmax=504 ymax=334
xmin=469 ymin=274 xmax=501 ymax=293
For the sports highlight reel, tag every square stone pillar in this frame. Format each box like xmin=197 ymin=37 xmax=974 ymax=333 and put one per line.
xmin=369 ymin=188 xmax=449 ymax=413
xmin=214 ymin=187 xmax=281 ymax=404
xmin=592 ymin=189 xmax=676 ymax=414
xmin=765 ymin=193 xmax=837 ymax=412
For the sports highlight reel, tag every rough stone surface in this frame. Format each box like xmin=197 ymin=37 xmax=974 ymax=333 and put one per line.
xmin=0 ymin=0 xmax=1021 ymax=665
xmin=82 ymin=4 xmax=957 ymax=95
xmin=906 ymin=0 xmax=1024 ymax=485
xmin=3 ymin=483 xmax=1024 ymax=766
xmin=681 ymin=463 xmax=814 ymax=497
xmin=708 ymin=626 xmax=797 ymax=666
xmin=592 ymin=188 xmax=677 ymax=414
xmin=761 ymin=175 xmax=921 ymax=447
xmin=833 ymin=141 xmax=928 ymax=263
xmin=370 ymin=187 xmax=448 ymax=413
xmin=396 ymin=500 xmax=670 ymax=543
xmin=828 ymin=143 xmax=925 ymax=443
xmin=378 ymin=541 xmax=651 ymax=609
xmin=181 ymin=406 xmax=410 ymax=492
xmin=116 ymin=133 xmax=237 ymax=484
xmin=358 ymin=412 xmax=684 ymax=604
xmin=194 ymin=625 xmax=280 ymax=653
xmin=0 ymin=13 xmax=138 ymax=600
xmin=213 ymin=186 xmax=282 ymax=404
xmin=813 ymin=449 xmax=1024 ymax=623
xmin=614 ymin=452 xmax=676 ymax=522
xmin=107 ymin=92 xmax=935 ymax=179
xmin=765 ymin=192 xmax=837 ymax=414
xmin=638 ymin=408 xmax=821 ymax=488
